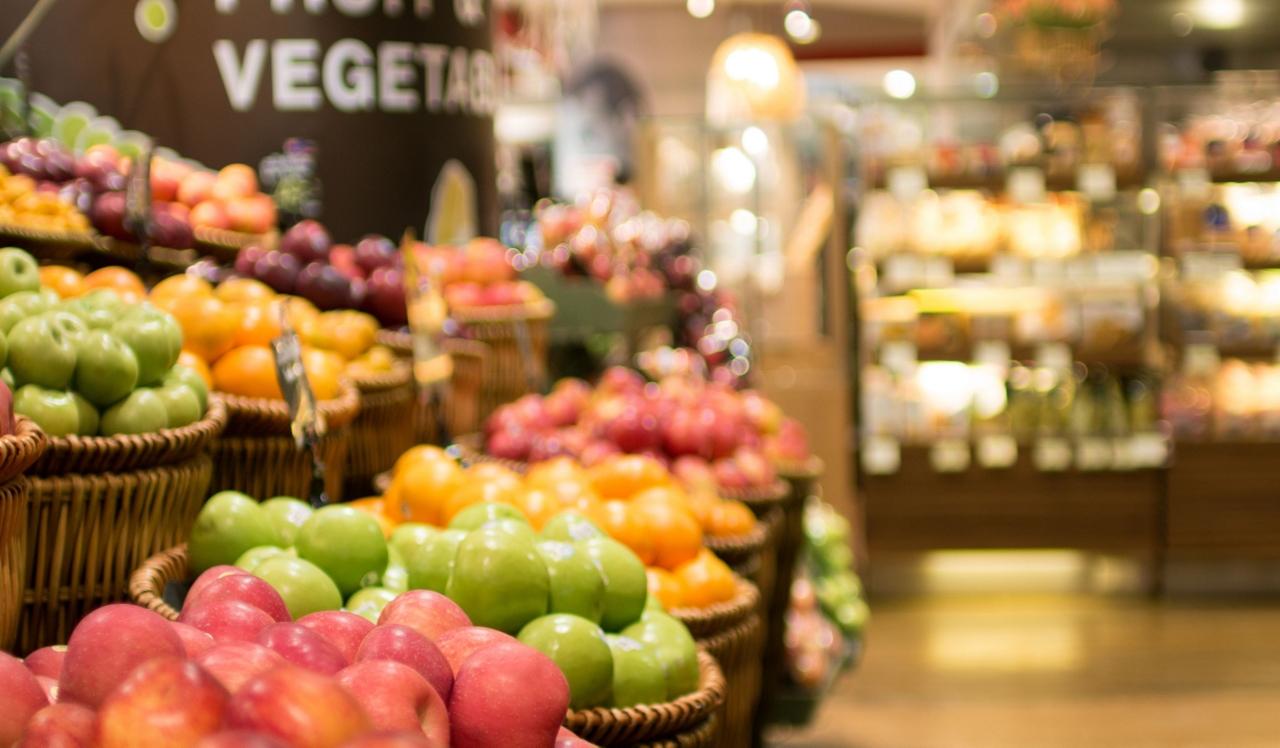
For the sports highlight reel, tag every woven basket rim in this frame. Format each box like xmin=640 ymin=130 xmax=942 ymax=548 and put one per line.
xmin=221 ymin=379 xmax=361 ymax=432
xmin=702 ymin=518 xmax=768 ymax=557
xmin=192 ymin=226 xmax=270 ymax=250
xmin=128 ymin=544 xmax=188 ymax=621
xmin=0 ymin=221 xmax=98 ymax=246
xmin=773 ymin=455 xmax=825 ymax=479
xmin=450 ymin=298 xmax=555 ymax=324
xmin=349 ymin=361 xmax=413 ymax=394
xmin=0 ymin=416 xmax=50 ymax=484
xmin=670 ymin=577 xmax=759 ymax=637
xmin=563 ymin=650 xmax=724 ymax=745
xmin=719 ymin=479 xmax=790 ymax=509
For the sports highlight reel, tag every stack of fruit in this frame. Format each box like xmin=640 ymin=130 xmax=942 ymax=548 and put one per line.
xmin=0 ymin=249 xmax=207 ymax=437
xmin=0 ymin=161 xmax=92 ymax=235
xmin=184 ymin=486 xmax=705 ymax=714
xmin=2 ymin=593 xmax=602 ymax=748
xmin=477 ymin=368 xmax=812 ymax=493
xmin=419 ymin=238 xmax=545 ymax=312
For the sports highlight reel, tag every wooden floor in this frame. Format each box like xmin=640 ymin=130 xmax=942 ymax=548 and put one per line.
xmin=767 ymin=595 xmax=1280 ymax=748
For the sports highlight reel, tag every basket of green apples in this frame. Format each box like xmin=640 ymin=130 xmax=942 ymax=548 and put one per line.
xmin=0 ymin=247 xmax=228 ymax=653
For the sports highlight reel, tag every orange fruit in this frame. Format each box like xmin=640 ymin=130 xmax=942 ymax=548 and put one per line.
xmin=323 ymin=311 xmax=379 ymax=361
xmin=514 ymin=488 xmax=561 ymax=531
xmin=177 ymin=351 xmax=215 ymax=390
xmin=466 ymin=463 xmax=524 ymax=493
xmin=708 ymin=500 xmax=756 ymax=537
xmin=302 ymin=347 xmax=344 ymax=401
xmin=675 ymin=549 xmax=737 ymax=608
xmin=381 ymin=482 xmax=406 ymax=523
xmin=589 ymin=455 xmax=671 ymax=499
xmin=83 ymin=266 xmax=145 ymax=295
xmin=216 ymin=277 xmax=276 ymax=304
xmin=347 ymin=498 xmax=396 ymax=537
xmin=635 ymin=500 xmax=702 ymax=571
xmin=39 ymin=266 xmax=85 ymax=299
xmin=286 ymin=296 xmax=321 ymax=329
xmin=394 ymin=445 xmax=452 ymax=476
xmin=526 ymin=457 xmax=588 ymax=488
xmin=598 ymin=500 xmax=656 ymax=565
xmin=396 ymin=458 xmax=465 ymax=526
xmin=631 ymin=485 xmax=690 ymax=512
xmin=646 ymin=567 xmax=687 ymax=610
xmin=150 ymin=274 xmax=213 ymax=300
xmin=212 ymin=345 xmax=282 ymax=399
xmin=234 ymin=300 xmax=283 ymax=347
xmin=160 ymin=294 xmax=239 ymax=364
xmin=687 ymin=491 xmax=719 ymax=529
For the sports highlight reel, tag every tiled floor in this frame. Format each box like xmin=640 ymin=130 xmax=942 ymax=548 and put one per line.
xmin=767 ymin=595 xmax=1280 ymax=748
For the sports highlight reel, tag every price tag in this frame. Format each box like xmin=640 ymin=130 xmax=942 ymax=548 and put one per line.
xmin=862 ymin=436 xmax=901 ymax=475
xmin=879 ymin=341 xmax=917 ymax=377
xmin=977 ymin=434 xmax=1018 ymax=469
xmin=1177 ymin=167 xmax=1212 ymax=201
xmin=1077 ymin=163 xmax=1117 ymax=202
xmin=1075 ymin=437 xmax=1112 ymax=471
xmin=125 ymin=140 xmax=155 ymax=249
xmin=1034 ymin=437 xmax=1072 ymax=472
xmin=1128 ymin=433 xmax=1170 ymax=468
xmin=930 ymin=439 xmax=970 ymax=473
xmin=1008 ymin=167 xmax=1046 ymax=204
xmin=271 ymin=312 xmax=329 ymax=507
xmin=887 ymin=166 xmax=928 ymax=204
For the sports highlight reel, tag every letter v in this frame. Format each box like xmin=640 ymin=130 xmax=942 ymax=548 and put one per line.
xmin=213 ymin=40 xmax=268 ymax=112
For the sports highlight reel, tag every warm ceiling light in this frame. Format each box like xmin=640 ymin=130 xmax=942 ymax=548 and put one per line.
xmin=784 ymin=9 xmax=812 ymax=39
xmin=883 ymin=69 xmax=916 ymax=99
xmin=687 ymin=0 xmax=713 ymax=19
xmin=1195 ymin=0 xmax=1244 ymax=28
xmin=707 ymin=33 xmax=804 ymax=123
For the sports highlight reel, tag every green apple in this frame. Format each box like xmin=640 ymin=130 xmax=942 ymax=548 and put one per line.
xmin=70 ymin=392 xmax=99 ymax=436
xmin=485 ymin=518 xmax=539 ymax=544
xmin=383 ymin=558 xmax=408 ymax=594
xmin=68 ymin=289 xmax=124 ymax=329
xmin=0 ymin=369 xmax=11 ymax=390
xmin=8 ymin=314 xmax=77 ymax=389
xmin=100 ymin=388 xmax=169 ymax=435
xmin=294 ymin=505 xmax=389 ymax=598
xmin=151 ymin=383 xmax=201 ymax=428
xmin=260 ymin=496 xmax=313 ymax=547
xmin=446 ymin=525 xmax=549 ymax=634
xmin=448 ymin=501 xmax=529 ymax=532
xmin=538 ymin=540 xmax=605 ymax=625
xmin=644 ymin=594 xmax=666 ymax=614
xmin=13 ymin=384 xmax=79 ymax=437
xmin=404 ymin=529 xmax=466 ymax=593
xmin=38 ymin=286 xmax=60 ymax=308
xmin=0 ymin=291 xmax=49 ymax=334
xmin=541 ymin=512 xmax=605 ymax=542
xmin=0 ymin=247 xmax=40 ymax=298
xmin=164 ymin=365 xmax=208 ymax=413
xmin=111 ymin=306 xmax=181 ymax=386
xmin=0 ymin=327 xmax=7 ymax=369
xmin=579 ymin=537 xmax=648 ymax=632
xmin=345 ymin=587 xmax=398 ymax=623
xmin=606 ymin=634 xmax=668 ymax=707
xmin=518 ymin=614 xmax=613 ymax=709
xmin=235 ymin=544 xmax=296 ymax=572
xmin=44 ymin=310 xmax=87 ymax=344
xmin=188 ymin=490 xmax=281 ymax=575
xmin=253 ymin=556 xmax=344 ymax=619
xmin=621 ymin=611 xmax=699 ymax=700
xmin=389 ymin=523 xmax=437 ymax=559
xmin=72 ymin=329 xmax=138 ymax=407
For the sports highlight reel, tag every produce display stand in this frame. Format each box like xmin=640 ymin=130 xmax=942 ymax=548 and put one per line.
xmin=17 ymin=397 xmax=227 ymax=654
xmin=193 ymin=226 xmax=276 ymax=264
xmin=703 ymin=513 xmax=771 ymax=583
xmin=1166 ymin=441 xmax=1280 ymax=560
xmin=344 ymin=362 xmax=416 ymax=499
xmin=450 ymin=299 xmax=554 ymax=421
xmin=208 ymin=382 xmax=359 ymax=503
xmin=0 ymin=418 xmax=49 ymax=652
xmin=375 ymin=330 xmax=488 ymax=445
xmin=0 ymin=224 xmax=99 ymax=262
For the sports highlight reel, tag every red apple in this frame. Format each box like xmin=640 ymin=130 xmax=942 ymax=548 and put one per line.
xmin=190 ymin=200 xmax=232 ymax=230
xmin=330 ymin=245 xmax=366 ymax=280
xmin=193 ymin=732 xmax=292 ymax=748
xmin=171 ymin=622 xmax=219 ymax=658
xmin=443 ymin=282 xmax=484 ymax=309
xmin=378 ymin=591 xmax=472 ymax=642
xmin=59 ymin=604 xmax=186 ymax=709
xmin=195 ymin=642 xmax=286 ymax=695
xmin=363 ymin=266 xmax=407 ymax=327
xmin=281 ymin=220 xmax=332 ymax=264
xmin=226 ymin=667 xmax=373 ymax=748
xmin=354 ymin=235 xmax=397 ymax=274
xmin=763 ymin=417 xmax=811 ymax=463
xmin=556 ymin=727 xmax=599 ymax=748
xmin=336 ymin=735 xmax=434 ymax=748
xmin=297 ymin=611 xmax=374 ymax=665
xmin=179 ymin=171 xmax=218 ymax=207
xmin=227 ymin=195 xmax=277 ymax=235
xmin=17 ymin=703 xmax=96 ymax=748
xmin=181 ymin=600 xmax=277 ymax=644
xmin=1 ymin=652 xmax=49 ymax=744
xmin=187 ymin=566 xmax=251 ymax=604
xmin=432 ymin=627 xmax=517 ymax=676
xmin=597 ymin=367 xmax=645 ymax=396
xmin=486 ymin=426 xmax=532 ymax=462
xmin=23 ymin=646 xmax=66 ymax=679
xmin=671 ymin=455 xmax=716 ymax=491
xmin=255 ymin=623 xmax=349 ymax=676
xmin=335 ymin=661 xmax=449 ymax=746
xmin=186 ymin=573 xmax=292 ymax=624
xmin=700 ymin=405 xmax=739 ymax=460
xmin=448 ymin=642 xmax=569 ymax=748
xmin=152 ymin=159 xmax=192 ymax=203
xmin=479 ymin=282 xmax=521 ymax=307
xmin=96 ymin=658 xmax=228 ymax=748
xmin=579 ymin=441 xmax=621 ymax=467
xmin=712 ymin=458 xmax=750 ymax=489
xmin=733 ymin=446 xmax=776 ymax=487
xmin=604 ymin=395 xmax=661 ymax=453
xmin=460 ymin=240 xmax=514 ymax=285
xmin=355 ymin=624 xmax=452 ymax=703
xmin=35 ymin=675 xmax=58 ymax=703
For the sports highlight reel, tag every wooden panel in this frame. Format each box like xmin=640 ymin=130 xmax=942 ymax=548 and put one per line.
xmin=862 ymin=447 xmax=1162 ymax=554
xmin=1167 ymin=441 xmax=1280 ymax=558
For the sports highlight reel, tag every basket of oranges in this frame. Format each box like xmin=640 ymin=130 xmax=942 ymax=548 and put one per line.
xmin=374 ymin=330 xmax=489 ymax=446
xmin=148 ymin=275 xmax=361 ymax=502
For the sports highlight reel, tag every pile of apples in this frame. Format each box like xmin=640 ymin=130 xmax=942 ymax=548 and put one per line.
xmin=0 ymin=250 xmax=207 ymax=438
xmin=0 ymin=161 xmax=92 ymax=233
xmin=0 ymin=590 xmax=602 ymax=748
xmin=480 ymin=368 xmax=812 ymax=491
xmin=422 ymin=238 xmax=544 ymax=311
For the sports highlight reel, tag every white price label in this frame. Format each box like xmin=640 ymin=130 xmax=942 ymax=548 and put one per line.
xmin=1075 ymin=437 xmax=1113 ymax=471
xmin=1078 ymin=163 xmax=1117 ymax=202
xmin=887 ymin=166 xmax=928 ymax=204
xmin=930 ymin=439 xmax=971 ymax=473
xmin=1034 ymin=437 xmax=1072 ymax=472
xmin=862 ymin=436 xmax=901 ymax=475
xmin=1008 ymin=167 xmax=1047 ymax=204
xmin=977 ymin=434 xmax=1018 ymax=469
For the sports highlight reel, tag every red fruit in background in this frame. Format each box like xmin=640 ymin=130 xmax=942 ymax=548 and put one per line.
xmin=671 ymin=455 xmax=716 ymax=491
xmin=580 ymin=440 xmax=621 ymax=467
xmin=604 ymin=396 xmax=661 ymax=453
xmin=181 ymin=599 xmax=277 ymax=644
xmin=354 ymin=235 xmax=398 ymax=273
xmin=171 ymin=622 xmax=218 ymax=657
xmin=151 ymin=205 xmax=196 ymax=250
xmin=712 ymin=458 xmax=750 ymax=489
xmin=460 ymin=240 xmax=514 ymax=285
xmin=377 ymin=590 xmax=471 ymax=642
xmin=443 ymin=282 xmax=484 ymax=309
xmin=543 ymin=386 xmax=587 ymax=428
xmin=486 ymin=426 xmax=532 ymax=462
xmin=0 ymin=379 xmax=15 ymax=437
xmin=297 ymin=262 xmax=357 ymax=312
xmin=226 ymin=667 xmax=373 ymax=748
xmin=235 ymin=246 xmax=266 ymax=276
xmin=23 ymin=645 xmax=66 ymax=679
xmin=733 ymin=446 xmax=775 ymax=487
xmin=254 ymin=250 xmax=301 ymax=294
xmin=355 ymin=624 xmax=453 ymax=703
xmin=433 ymin=627 xmax=517 ymax=676
xmin=763 ymin=417 xmax=811 ymax=462
xmin=195 ymin=642 xmax=286 ymax=695
xmin=187 ymin=566 xmax=251 ymax=606
xmin=282 ymin=220 xmax=332 ymax=264
xmin=662 ymin=408 xmax=708 ymax=458
xmin=297 ymin=611 xmax=374 ymax=665
xmin=92 ymin=191 xmax=135 ymax=242
xmin=700 ymin=405 xmax=740 ymax=460
xmin=179 ymin=171 xmax=218 ymax=207
xmin=510 ymin=394 xmax=553 ymax=431
xmin=330 ymin=245 xmax=366 ymax=280
xmin=17 ymin=703 xmax=96 ymax=748
xmin=740 ymin=390 xmax=783 ymax=435
xmin=96 ymin=658 xmax=229 ymax=748
xmin=255 ymin=623 xmax=349 ymax=676
xmin=186 ymin=573 xmax=292 ymax=624
xmin=448 ymin=642 xmax=569 ymax=748
xmin=193 ymin=732 xmax=293 ymax=748
xmin=191 ymin=200 xmax=232 ymax=230
xmin=479 ymin=282 xmax=521 ymax=306
xmin=226 ymin=194 xmax=277 ymax=235
xmin=59 ymin=604 xmax=186 ymax=709
xmin=364 ymin=266 xmax=408 ymax=327
xmin=528 ymin=430 xmax=574 ymax=462
xmin=1 ymin=652 xmax=48 ymax=745
xmin=336 ymin=734 xmax=434 ymax=748
xmin=335 ymin=661 xmax=449 ymax=745
xmin=151 ymin=160 xmax=191 ymax=203
xmin=598 ymin=366 xmax=645 ymax=396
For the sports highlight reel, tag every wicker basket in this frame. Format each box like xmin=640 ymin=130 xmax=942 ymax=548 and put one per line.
xmin=345 ymin=363 xmax=416 ymax=498
xmin=0 ymin=419 xmax=50 ymax=652
xmin=702 ymin=518 xmax=769 ymax=580
xmin=193 ymin=227 xmax=275 ymax=264
xmin=565 ymin=649 xmax=724 ymax=748
xmin=18 ymin=399 xmax=226 ymax=654
xmin=128 ymin=544 xmax=188 ymax=620
xmin=451 ymin=300 xmax=554 ymax=422
xmin=210 ymin=382 xmax=360 ymax=503
xmin=372 ymin=332 xmax=487 ymax=446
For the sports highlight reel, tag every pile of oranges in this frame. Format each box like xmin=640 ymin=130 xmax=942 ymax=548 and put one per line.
xmin=354 ymin=449 xmax=754 ymax=610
